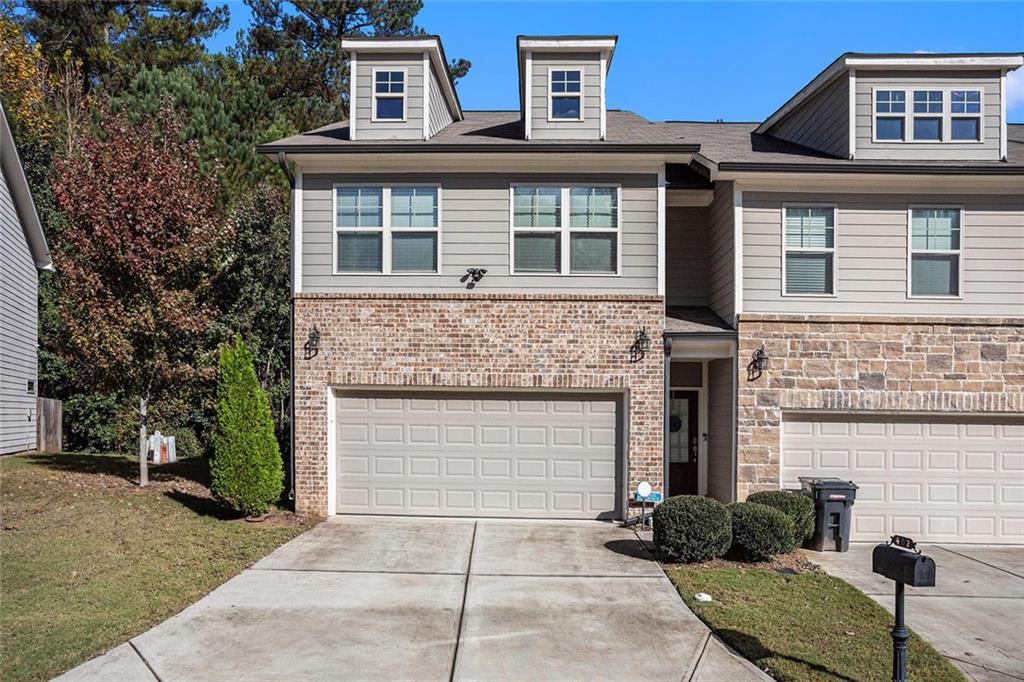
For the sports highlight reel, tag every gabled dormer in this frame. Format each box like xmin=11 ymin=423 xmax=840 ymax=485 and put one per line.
xmin=757 ymin=52 xmax=1023 ymax=162
xmin=517 ymin=35 xmax=616 ymax=141
xmin=341 ymin=35 xmax=463 ymax=141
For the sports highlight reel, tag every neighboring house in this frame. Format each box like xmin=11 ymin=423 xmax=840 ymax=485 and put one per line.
xmin=0 ymin=102 xmax=52 ymax=455
xmin=259 ymin=37 xmax=1024 ymax=544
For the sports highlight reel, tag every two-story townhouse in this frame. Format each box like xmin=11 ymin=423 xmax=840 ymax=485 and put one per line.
xmin=259 ymin=37 xmax=1024 ymax=545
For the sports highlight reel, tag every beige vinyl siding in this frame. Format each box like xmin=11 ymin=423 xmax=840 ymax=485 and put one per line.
xmin=708 ymin=181 xmax=735 ymax=323
xmin=769 ymin=74 xmax=849 ymax=158
xmin=427 ymin=62 xmax=454 ymax=138
xmin=354 ymin=53 xmax=424 ymax=141
xmin=301 ymin=173 xmax=658 ymax=293
xmin=0 ymin=166 xmax=38 ymax=454
xmin=743 ymin=192 xmax=1024 ymax=316
xmin=706 ymin=358 xmax=734 ymax=504
xmin=855 ymin=70 xmax=1002 ymax=161
xmin=529 ymin=53 xmax=602 ymax=141
xmin=665 ymin=206 xmax=710 ymax=307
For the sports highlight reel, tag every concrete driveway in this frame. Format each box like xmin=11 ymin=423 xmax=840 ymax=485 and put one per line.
xmin=57 ymin=517 xmax=767 ymax=681
xmin=812 ymin=543 xmax=1024 ymax=682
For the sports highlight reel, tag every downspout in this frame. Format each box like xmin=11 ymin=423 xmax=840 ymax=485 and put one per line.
xmin=662 ymin=335 xmax=672 ymax=500
xmin=277 ymin=152 xmax=296 ymax=504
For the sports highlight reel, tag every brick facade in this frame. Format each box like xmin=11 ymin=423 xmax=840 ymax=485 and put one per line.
xmin=293 ymin=293 xmax=666 ymax=516
xmin=736 ymin=314 xmax=1024 ymax=499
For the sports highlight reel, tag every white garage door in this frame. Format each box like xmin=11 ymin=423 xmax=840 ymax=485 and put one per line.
xmin=334 ymin=392 xmax=621 ymax=519
xmin=781 ymin=414 xmax=1024 ymax=544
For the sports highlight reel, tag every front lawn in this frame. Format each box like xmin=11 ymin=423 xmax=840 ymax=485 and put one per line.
xmin=0 ymin=453 xmax=314 ymax=682
xmin=664 ymin=564 xmax=964 ymax=682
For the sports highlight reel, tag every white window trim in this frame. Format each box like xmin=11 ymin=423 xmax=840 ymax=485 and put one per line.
xmin=906 ymin=204 xmax=965 ymax=300
xmin=871 ymin=87 xmax=985 ymax=144
xmin=370 ymin=67 xmax=408 ymax=123
xmin=508 ymin=184 xmax=622 ymax=277
xmin=332 ymin=183 xmax=442 ymax=276
xmin=781 ymin=203 xmax=838 ymax=298
xmin=547 ymin=67 xmax=585 ymax=123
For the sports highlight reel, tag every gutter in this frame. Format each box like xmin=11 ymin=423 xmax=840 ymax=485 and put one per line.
xmin=256 ymin=143 xmax=701 ymax=155
xmin=717 ymin=161 xmax=1024 ymax=175
xmin=277 ymin=152 xmax=297 ymax=506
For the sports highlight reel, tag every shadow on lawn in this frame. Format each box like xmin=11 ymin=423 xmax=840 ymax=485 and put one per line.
xmin=164 ymin=490 xmax=245 ymax=521
xmin=25 ymin=452 xmax=210 ymax=487
xmin=717 ymin=629 xmax=860 ymax=682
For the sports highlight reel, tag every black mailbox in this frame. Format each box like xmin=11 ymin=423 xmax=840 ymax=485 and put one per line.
xmin=872 ymin=543 xmax=936 ymax=587
xmin=872 ymin=536 xmax=937 ymax=682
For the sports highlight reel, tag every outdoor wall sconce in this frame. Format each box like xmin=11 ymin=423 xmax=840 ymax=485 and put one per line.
xmin=303 ymin=324 xmax=321 ymax=360
xmin=746 ymin=344 xmax=769 ymax=381
xmin=460 ymin=267 xmax=487 ymax=289
xmin=629 ymin=327 xmax=652 ymax=363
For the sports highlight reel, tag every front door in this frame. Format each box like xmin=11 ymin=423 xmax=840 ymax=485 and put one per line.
xmin=669 ymin=390 xmax=699 ymax=495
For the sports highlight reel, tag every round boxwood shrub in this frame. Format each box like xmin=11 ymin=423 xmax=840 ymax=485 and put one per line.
xmin=747 ymin=490 xmax=815 ymax=547
xmin=653 ymin=495 xmax=732 ymax=563
xmin=728 ymin=502 xmax=796 ymax=561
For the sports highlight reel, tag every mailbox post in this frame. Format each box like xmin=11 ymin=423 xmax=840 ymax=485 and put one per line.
xmin=872 ymin=535 xmax=936 ymax=682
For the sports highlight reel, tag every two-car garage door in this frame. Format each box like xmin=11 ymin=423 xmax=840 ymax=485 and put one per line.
xmin=781 ymin=414 xmax=1024 ymax=544
xmin=334 ymin=392 xmax=622 ymax=519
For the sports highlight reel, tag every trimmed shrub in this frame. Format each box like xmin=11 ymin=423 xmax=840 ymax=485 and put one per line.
xmin=747 ymin=490 xmax=815 ymax=547
xmin=728 ymin=502 xmax=795 ymax=562
xmin=653 ymin=495 xmax=732 ymax=563
xmin=210 ymin=335 xmax=284 ymax=516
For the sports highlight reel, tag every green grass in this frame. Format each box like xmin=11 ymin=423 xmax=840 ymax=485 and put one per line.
xmin=0 ymin=453 xmax=314 ymax=682
xmin=664 ymin=566 xmax=965 ymax=682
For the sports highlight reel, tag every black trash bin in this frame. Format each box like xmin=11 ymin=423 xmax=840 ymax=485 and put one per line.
xmin=799 ymin=477 xmax=858 ymax=552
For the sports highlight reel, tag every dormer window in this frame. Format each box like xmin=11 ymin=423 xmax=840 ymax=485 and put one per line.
xmin=874 ymin=90 xmax=906 ymax=140
xmin=373 ymin=70 xmax=405 ymax=121
xmin=912 ymin=90 xmax=943 ymax=141
xmin=951 ymin=90 xmax=982 ymax=140
xmin=549 ymin=69 xmax=582 ymax=120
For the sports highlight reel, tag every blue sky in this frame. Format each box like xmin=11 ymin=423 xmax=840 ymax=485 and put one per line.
xmin=207 ymin=1 xmax=1024 ymax=122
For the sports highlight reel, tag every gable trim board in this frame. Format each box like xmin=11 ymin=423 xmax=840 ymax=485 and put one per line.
xmin=349 ymin=53 xmax=358 ymax=139
xmin=0 ymin=103 xmax=51 ymax=271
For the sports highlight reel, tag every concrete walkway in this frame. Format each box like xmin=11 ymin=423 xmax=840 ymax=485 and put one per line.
xmin=56 ymin=517 xmax=768 ymax=682
xmin=812 ymin=543 xmax=1024 ymax=682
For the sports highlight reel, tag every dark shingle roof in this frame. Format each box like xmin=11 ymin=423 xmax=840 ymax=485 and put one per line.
xmin=259 ymin=110 xmax=1024 ymax=172
xmin=257 ymin=110 xmax=699 ymax=153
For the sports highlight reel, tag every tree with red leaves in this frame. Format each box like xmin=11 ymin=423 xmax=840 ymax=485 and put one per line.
xmin=50 ymin=104 xmax=228 ymax=485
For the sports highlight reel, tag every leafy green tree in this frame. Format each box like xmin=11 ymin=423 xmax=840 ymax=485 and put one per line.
xmin=5 ymin=0 xmax=229 ymax=91
xmin=211 ymin=335 xmax=284 ymax=516
xmin=237 ymin=0 xmax=470 ymax=131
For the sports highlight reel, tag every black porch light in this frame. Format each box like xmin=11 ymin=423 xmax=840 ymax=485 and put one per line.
xmin=629 ymin=327 xmax=652 ymax=363
xmin=746 ymin=344 xmax=769 ymax=380
xmin=304 ymin=324 xmax=321 ymax=360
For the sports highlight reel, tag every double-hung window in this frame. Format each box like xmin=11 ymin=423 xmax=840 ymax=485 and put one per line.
xmin=909 ymin=207 xmax=961 ymax=297
xmin=783 ymin=206 xmax=836 ymax=296
xmin=875 ymin=90 xmax=906 ymax=140
xmin=912 ymin=90 xmax=943 ymax=141
xmin=373 ymin=70 xmax=405 ymax=121
xmin=951 ymin=90 xmax=982 ymax=141
xmin=512 ymin=186 xmax=619 ymax=275
xmin=549 ymin=69 xmax=583 ymax=120
xmin=335 ymin=185 xmax=439 ymax=274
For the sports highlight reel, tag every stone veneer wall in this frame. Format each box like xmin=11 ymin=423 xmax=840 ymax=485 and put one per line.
xmin=293 ymin=293 xmax=665 ymax=516
xmin=736 ymin=314 xmax=1024 ymax=500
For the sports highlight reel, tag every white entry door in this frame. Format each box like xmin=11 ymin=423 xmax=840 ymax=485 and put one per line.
xmin=781 ymin=413 xmax=1024 ymax=544
xmin=334 ymin=392 xmax=621 ymax=519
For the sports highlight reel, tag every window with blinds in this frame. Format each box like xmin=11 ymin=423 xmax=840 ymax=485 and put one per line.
xmin=335 ymin=186 xmax=439 ymax=274
xmin=910 ymin=208 xmax=961 ymax=297
xmin=512 ymin=186 xmax=619 ymax=275
xmin=783 ymin=206 xmax=836 ymax=295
